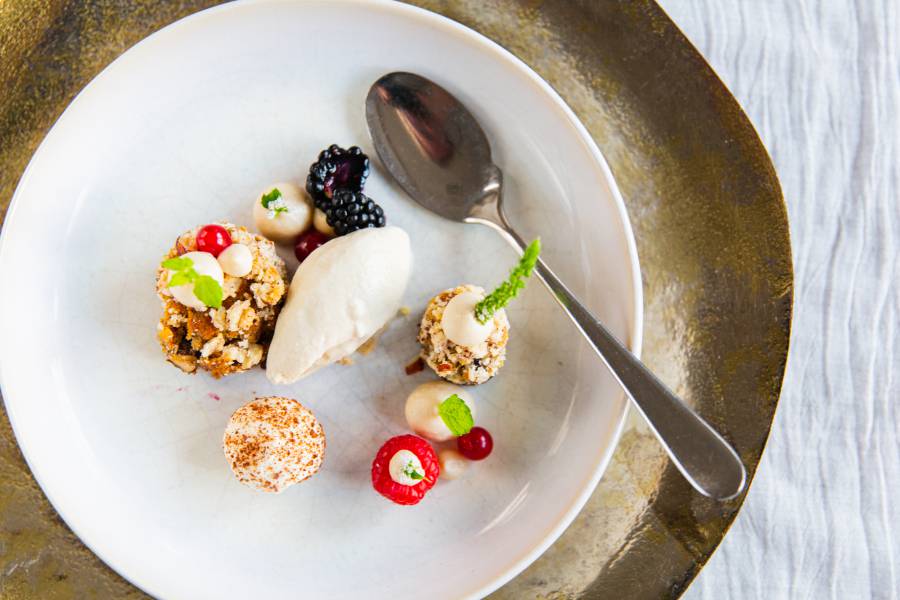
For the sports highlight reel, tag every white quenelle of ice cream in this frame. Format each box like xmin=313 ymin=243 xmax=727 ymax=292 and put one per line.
xmin=441 ymin=288 xmax=495 ymax=350
xmin=266 ymin=226 xmax=412 ymax=384
xmin=252 ymin=182 xmax=313 ymax=244
xmin=405 ymin=381 xmax=476 ymax=442
xmin=167 ymin=251 xmax=224 ymax=310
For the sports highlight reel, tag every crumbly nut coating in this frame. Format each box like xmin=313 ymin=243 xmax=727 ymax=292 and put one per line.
xmin=156 ymin=222 xmax=287 ymax=378
xmin=418 ymin=285 xmax=509 ymax=385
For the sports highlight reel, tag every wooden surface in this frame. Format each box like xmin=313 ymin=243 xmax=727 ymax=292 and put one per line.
xmin=660 ymin=1 xmax=900 ymax=598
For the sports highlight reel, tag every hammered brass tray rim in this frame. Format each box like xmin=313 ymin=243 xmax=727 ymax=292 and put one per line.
xmin=650 ymin=0 xmax=796 ymax=485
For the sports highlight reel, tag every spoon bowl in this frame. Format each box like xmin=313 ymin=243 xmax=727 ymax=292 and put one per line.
xmin=366 ymin=71 xmax=501 ymax=223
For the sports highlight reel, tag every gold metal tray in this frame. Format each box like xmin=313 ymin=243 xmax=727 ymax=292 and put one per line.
xmin=0 ymin=1 xmax=791 ymax=597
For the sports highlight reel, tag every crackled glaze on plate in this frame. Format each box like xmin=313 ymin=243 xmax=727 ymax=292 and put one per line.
xmin=0 ymin=1 xmax=641 ymax=598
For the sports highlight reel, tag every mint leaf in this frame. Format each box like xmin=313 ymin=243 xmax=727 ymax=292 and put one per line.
xmin=404 ymin=462 xmax=424 ymax=480
xmin=163 ymin=256 xmax=198 ymax=289
xmin=162 ymin=257 xmax=193 ymax=271
xmin=438 ymin=394 xmax=474 ymax=437
xmin=261 ymin=188 xmax=289 ymax=218
xmin=162 ymin=255 xmax=221 ymax=309
xmin=260 ymin=188 xmax=282 ymax=209
xmin=162 ymin=256 xmax=197 ymax=287
xmin=193 ymin=275 xmax=223 ymax=309
xmin=168 ymin=271 xmax=194 ymax=288
xmin=474 ymin=238 xmax=541 ymax=324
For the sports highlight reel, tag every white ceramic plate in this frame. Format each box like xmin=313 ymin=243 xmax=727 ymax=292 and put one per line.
xmin=0 ymin=1 xmax=642 ymax=598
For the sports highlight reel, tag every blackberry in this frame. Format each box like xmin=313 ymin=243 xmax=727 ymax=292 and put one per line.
xmin=326 ymin=190 xmax=386 ymax=236
xmin=305 ymin=145 xmax=370 ymax=209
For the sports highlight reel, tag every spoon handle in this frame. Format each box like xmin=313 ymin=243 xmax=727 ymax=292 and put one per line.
xmin=499 ymin=226 xmax=747 ymax=501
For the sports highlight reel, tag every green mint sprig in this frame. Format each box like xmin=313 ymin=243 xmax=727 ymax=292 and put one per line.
xmin=438 ymin=394 xmax=474 ymax=437
xmin=474 ymin=238 xmax=541 ymax=324
xmin=403 ymin=461 xmax=424 ymax=481
xmin=162 ymin=256 xmax=223 ymax=309
xmin=260 ymin=188 xmax=288 ymax=218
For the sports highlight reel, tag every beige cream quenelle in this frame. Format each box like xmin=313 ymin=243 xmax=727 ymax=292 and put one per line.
xmin=266 ymin=226 xmax=412 ymax=384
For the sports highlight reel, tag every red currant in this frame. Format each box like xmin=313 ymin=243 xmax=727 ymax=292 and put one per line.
xmin=196 ymin=224 xmax=232 ymax=257
xmin=457 ymin=427 xmax=493 ymax=460
xmin=294 ymin=230 xmax=330 ymax=262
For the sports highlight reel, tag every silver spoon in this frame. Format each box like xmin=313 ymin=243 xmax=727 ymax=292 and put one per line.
xmin=366 ymin=72 xmax=746 ymax=501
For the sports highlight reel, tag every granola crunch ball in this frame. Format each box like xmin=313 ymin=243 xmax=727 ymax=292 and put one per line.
xmin=156 ymin=222 xmax=287 ymax=378
xmin=418 ymin=285 xmax=509 ymax=385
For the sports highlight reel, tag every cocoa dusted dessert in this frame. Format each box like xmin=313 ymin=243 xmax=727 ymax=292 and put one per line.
xmin=223 ymin=396 xmax=325 ymax=493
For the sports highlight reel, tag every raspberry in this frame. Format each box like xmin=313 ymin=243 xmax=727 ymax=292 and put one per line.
xmin=371 ymin=435 xmax=439 ymax=505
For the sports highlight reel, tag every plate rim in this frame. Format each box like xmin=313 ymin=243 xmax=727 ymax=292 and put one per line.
xmin=0 ymin=0 xmax=644 ymax=598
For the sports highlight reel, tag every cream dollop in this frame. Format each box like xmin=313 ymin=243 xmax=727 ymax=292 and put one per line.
xmin=389 ymin=449 xmax=425 ymax=486
xmin=167 ymin=251 xmax=224 ymax=310
xmin=438 ymin=449 xmax=469 ymax=480
xmin=441 ymin=289 xmax=495 ymax=348
xmin=405 ymin=381 xmax=476 ymax=442
xmin=252 ymin=182 xmax=313 ymax=244
xmin=217 ymin=243 xmax=253 ymax=277
xmin=266 ymin=226 xmax=412 ymax=384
